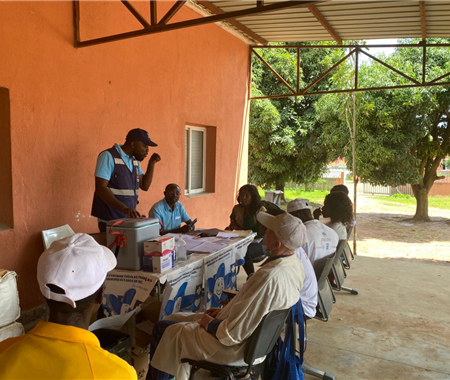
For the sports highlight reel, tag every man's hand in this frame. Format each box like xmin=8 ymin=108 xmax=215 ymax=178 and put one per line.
xmin=180 ymin=224 xmax=194 ymax=233
xmin=122 ymin=207 xmax=141 ymax=219
xmin=205 ymin=308 xmax=221 ymax=318
xmin=313 ymin=208 xmax=322 ymax=220
xmin=200 ymin=313 xmax=214 ymax=329
xmin=149 ymin=153 xmax=161 ymax=165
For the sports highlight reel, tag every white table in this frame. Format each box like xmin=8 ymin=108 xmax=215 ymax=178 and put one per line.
xmin=103 ymin=233 xmax=256 ymax=318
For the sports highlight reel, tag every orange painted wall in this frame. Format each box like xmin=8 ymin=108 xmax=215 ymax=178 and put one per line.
xmin=0 ymin=1 xmax=250 ymax=310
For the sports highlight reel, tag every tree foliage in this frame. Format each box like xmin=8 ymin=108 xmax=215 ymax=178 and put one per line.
xmin=316 ymin=38 xmax=450 ymax=220
xmin=249 ymin=44 xmax=342 ymax=189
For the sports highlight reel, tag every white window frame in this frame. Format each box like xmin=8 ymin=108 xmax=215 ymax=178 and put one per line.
xmin=185 ymin=126 xmax=206 ymax=195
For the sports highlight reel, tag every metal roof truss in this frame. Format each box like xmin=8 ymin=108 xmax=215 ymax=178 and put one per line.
xmin=251 ymin=42 xmax=450 ymax=99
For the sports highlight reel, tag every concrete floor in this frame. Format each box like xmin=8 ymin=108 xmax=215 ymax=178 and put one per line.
xmin=182 ymin=255 xmax=450 ymax=380
xmin=303 ymin=256 xmax=450 ymax=380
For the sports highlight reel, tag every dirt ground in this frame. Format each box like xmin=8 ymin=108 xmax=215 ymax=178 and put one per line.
xmin=328 ymin=188 xmax=450 ymax=265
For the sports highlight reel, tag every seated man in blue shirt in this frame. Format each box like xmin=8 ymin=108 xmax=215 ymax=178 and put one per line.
xmin=149 ymin=184 xmax=195 ymax=235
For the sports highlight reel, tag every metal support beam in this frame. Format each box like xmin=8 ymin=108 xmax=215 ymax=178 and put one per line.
xmin=419 ymin=1 xmax=427 ymax=40
xmin=302 ymin=49 xmax=355 ymax=94
xmin=75 ymin=1 xmax=312 ymax=48
xmin=251 ymin=81 xmax=450 ymax=99
xmin=73 ymin=0 xmax=80 ymax=46
xmin=307 ymin=4 xmax=342 ymax=44
xmin=249 ymin=43 xmax=450 ymax=100
xmin=158 ymin=1 xmax=186 ymax=25
xmin=253 ymin=49 xmax=296 ymax=94
xmin=296 ymin=47 xmax=300 ymax=93
xmin=258 ymin=43 xmax=450 ymax=49
xmin=150 ymin=0 xmax=157 ymax=26
xmin=422 ymin=40 xmax=427 ymax=84
xmin=121 ymin=1 xmax=150 ymax=28
xmin=359 ymin=49 xmax=421 ymax=85
xmin=197 ymin=1 xmax=268 ymax=45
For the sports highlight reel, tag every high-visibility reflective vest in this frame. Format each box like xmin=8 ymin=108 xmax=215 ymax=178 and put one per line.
xmin=91 ymin=146 xmax=140 ymax=221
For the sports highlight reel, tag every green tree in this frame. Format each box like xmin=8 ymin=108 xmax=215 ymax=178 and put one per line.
xmin=316 ymin=38 xmax=450 ymax=221
xmin=249 ymin=44 xmax=342 ymax=192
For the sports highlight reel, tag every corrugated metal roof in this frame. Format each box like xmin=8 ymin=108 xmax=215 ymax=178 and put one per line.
xmin=195 ymin=1 xmax=450 ymax=44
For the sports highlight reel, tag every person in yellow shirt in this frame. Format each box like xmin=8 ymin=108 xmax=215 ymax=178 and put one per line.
xmin=0 ymin=233 xmax=137 ymax=380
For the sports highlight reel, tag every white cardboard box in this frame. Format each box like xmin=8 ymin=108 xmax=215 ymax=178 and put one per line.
xmin=0 ymin=270 xmax=20 ymax=328
xmin=0 ymin=322 xmax=24 ymax=343
xmin=144 ymin=236 xmax=175 ymax=256
xmin=143 ymin=251 xmax=174 ymax=273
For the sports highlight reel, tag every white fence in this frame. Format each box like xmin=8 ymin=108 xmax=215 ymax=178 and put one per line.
xmin=363 ymin=183 xmax=414 ymax=196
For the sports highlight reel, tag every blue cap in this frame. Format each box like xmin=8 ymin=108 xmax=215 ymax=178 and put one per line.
xmin=126 ymin=128 xmax=157 ymax=147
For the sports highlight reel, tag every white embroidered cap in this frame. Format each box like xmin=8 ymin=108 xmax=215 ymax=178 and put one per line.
xmin=257 ymin=212 xmax=307 ymax=250
xmin=286 ymin=198 xmax=311 ymax=213
xmin=37 ymin=233 xmax=116 ymax=308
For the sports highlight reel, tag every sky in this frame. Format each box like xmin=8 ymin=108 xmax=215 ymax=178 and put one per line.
xmin=359 ymin=38 xmax=397 ymax=62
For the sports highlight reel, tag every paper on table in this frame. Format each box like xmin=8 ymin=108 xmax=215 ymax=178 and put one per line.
xmin=216 ymin=231 xmax=240 ymax=238
xmin=190 ymin=241 xmax=228 ymax=253
xmin=88 ymin=306 xmax=141 ymax=332
xmin=230 ymin=230 xmax=253 ymax=238
xmin=185 ymin=239 xmax=204 ymax=251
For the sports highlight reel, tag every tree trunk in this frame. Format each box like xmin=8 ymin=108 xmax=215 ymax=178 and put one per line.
xmin=275 ymin=183 xmax=285 ymax=203
xmin=411 ymin=184 xmax=431 ymax=222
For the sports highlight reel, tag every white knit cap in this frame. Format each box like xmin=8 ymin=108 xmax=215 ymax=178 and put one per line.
xmin=257 ymin=212 xmax=307 ymax=250
xmin=37 ymin=233 xmax=116 ymax=308
xmin=287 ymin=198 xmax=312 ymax=213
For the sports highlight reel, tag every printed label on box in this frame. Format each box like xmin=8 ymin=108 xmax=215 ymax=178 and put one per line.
xmin=161 ymin=260 xmax=204 ymax=318
xmin=144 ymin=236 xmax=175 ymax=256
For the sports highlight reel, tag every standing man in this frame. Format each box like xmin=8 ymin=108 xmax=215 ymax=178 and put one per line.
xmin=92 ymin=128 xmax=161 ymax=232
xmin=149 ymin=183 xmax=195 ymax=235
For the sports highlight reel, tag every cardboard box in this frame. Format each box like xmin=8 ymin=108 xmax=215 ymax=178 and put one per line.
xmin=143 ymin=251 xmax=174 ymax=273
xmin=138 ymin=298 xmax=162 ymax=324
xmin=144 ymin=236 xmax=175 ymax=256
xmin=132 ymin=347 xmax=149 ymax=380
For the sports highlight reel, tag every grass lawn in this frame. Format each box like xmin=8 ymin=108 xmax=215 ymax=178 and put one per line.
xmin=258 ymin=188 xmax=329 ymax=206
xmin=372 ymin=194 xmax=450 ymax=211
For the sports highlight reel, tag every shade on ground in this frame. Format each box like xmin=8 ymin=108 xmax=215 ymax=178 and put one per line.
xmin=304 ymin=256 xmax=450 ymax=380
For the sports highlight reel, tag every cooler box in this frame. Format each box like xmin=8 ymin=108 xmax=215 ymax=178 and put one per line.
xmin=107 ymin=218 xmax=160 ymax=270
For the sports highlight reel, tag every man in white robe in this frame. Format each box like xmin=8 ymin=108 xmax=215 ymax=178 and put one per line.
xmin=147 ymin=212 xmax=307 ymax=380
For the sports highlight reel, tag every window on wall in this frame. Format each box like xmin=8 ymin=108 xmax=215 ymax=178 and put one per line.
xmin=185 ymin=126 xmax=206 ymax=194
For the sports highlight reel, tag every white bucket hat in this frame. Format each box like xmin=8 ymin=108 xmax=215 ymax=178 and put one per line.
xmin=37 ymin=233 xmax=116 ymax=308
xmin=257 ymin=212 xmax=307 ymax=250
xmin=286 ymin=198 xmax=312 ymax=213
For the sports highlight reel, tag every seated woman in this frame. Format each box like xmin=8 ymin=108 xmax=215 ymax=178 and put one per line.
xmin=227 ymin=184 xmax=267 ymax=278
xmin=319 ymin=191 xmax=354 ymax=240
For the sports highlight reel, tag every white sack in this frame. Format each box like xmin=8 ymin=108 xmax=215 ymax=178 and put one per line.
xmin=0 ymin=322 xmax=24 ymax=343
xmin=0 ymin=270 xmax=20 ymax=328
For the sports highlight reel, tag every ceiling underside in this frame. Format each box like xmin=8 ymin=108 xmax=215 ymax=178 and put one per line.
xmin=197 ymin=1 xmax=450 ymax=44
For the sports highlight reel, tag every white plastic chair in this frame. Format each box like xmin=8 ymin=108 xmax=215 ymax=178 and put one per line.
xmin=41 ymin=225 xmax=75 ymax=249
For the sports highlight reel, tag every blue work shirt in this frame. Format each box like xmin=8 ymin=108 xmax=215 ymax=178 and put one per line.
xmin=149 ymin=199 xmax=191 ymax=231
xmin=95 ymin=144 xmax=144 ymax=180
xmin=94 ymin=144 xmax=144 ymax=223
